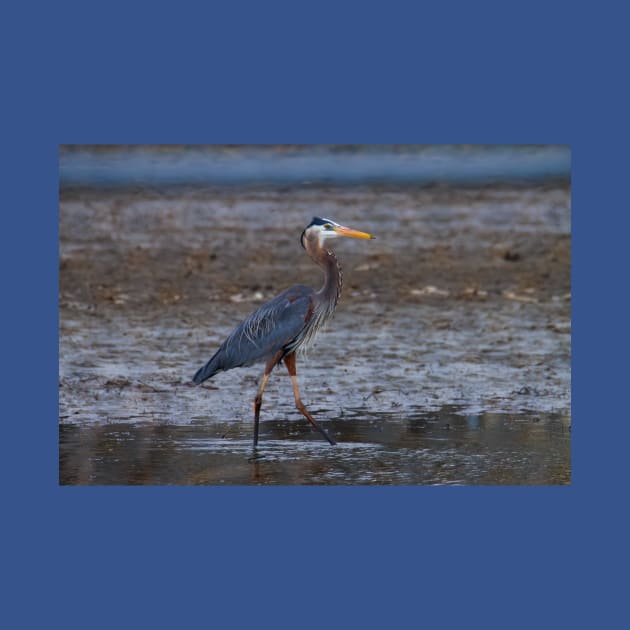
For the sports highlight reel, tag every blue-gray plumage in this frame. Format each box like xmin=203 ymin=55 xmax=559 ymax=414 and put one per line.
xmin=192 ymin=217 xmax=374 ymax=447
xmin=192 ymin=285 xmax=314 ymax=382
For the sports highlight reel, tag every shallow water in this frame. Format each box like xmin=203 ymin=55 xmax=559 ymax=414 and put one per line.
xmin=59 ymin=144 xmax=570 ymax=187
xmin=59 ymin=407 xmax=570 ymax=485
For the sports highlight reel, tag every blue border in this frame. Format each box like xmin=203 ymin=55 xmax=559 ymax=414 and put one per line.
xmin=5 ymin=1 xmax=624 ymax=628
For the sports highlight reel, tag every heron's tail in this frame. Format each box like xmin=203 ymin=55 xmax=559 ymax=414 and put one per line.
xmin=192 ymin=354 xmax=222 ymax=384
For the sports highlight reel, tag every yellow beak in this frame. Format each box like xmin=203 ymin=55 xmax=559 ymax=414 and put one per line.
xmin=333 ymin=225 xmax=375 ymax=239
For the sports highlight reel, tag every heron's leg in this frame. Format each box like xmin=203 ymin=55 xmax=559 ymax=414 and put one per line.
xmin=284 ymin=353 xmax=336 ymax=445
xmin=253 ymin=372 xmax=271 ymax=447
xmin=253 ymin=352 xmax=283 ymax=447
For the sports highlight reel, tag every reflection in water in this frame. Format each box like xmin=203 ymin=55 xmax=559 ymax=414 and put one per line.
xmin=59 ymin=406 xmax=570 ymax=485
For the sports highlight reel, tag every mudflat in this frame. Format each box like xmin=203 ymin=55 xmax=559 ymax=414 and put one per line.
xmin=59 ymin=183 xmax=570 ymax=484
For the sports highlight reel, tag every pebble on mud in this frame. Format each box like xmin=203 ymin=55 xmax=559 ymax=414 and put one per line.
xmin=503 ymin=290 xmax=538 ymax=303
xmin=462 ymin=286 xmax=488 ymax=299
xmin=410 ymin=286 xmax=450 ymax=297
xmin=230 ymin=292 xmax=265 ymax=303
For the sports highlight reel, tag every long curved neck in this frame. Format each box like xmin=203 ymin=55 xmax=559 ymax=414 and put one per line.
xmin=305 ymin=238 xmax=342 ymax=308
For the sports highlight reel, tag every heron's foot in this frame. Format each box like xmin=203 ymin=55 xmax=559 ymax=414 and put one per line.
xmin=320 ymin=429 xmax=337 ymax=446
xmin=248 ymin=451 xmax=266 ymax=463
xmin=307 ymin=417 xmax=337 ymax=445
xmin=295 ymin=400 xmax=337 ymax=445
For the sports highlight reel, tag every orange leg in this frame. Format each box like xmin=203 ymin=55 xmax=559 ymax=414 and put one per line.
xmin=284 ymin=353 xmax=336 ymax=445
xmin=253 ymin=352 xmax=283 ymax=447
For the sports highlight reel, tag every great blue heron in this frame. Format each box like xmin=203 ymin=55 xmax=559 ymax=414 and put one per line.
xmin=193 ymin=217 xmax=375 ymax=446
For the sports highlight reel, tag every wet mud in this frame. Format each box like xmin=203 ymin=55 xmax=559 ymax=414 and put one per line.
xmin=59 ymin=183 xmax=571 ymax=484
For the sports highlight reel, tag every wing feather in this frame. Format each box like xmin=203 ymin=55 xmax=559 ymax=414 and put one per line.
xmin=193 ymin=285 xmax=315 ymax=383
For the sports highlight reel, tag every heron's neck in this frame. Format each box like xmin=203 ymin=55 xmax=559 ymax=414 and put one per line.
xmin=308 ymin=241 xmax=342 ymax=307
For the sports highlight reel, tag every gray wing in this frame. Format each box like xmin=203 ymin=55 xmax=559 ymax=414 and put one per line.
xmin=193 ymin=285 xmax=315 ymax=383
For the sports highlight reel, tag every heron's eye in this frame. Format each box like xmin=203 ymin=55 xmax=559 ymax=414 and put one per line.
xmin=323 ymin=223 xmax=332 ymax=230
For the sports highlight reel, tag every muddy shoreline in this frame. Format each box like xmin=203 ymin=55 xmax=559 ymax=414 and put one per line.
xmin=59 ymin=183 xmax=570 ymax=484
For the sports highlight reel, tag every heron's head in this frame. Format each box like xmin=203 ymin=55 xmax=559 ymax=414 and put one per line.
xmin=300 ymin=217 xmax=374 ymax=249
